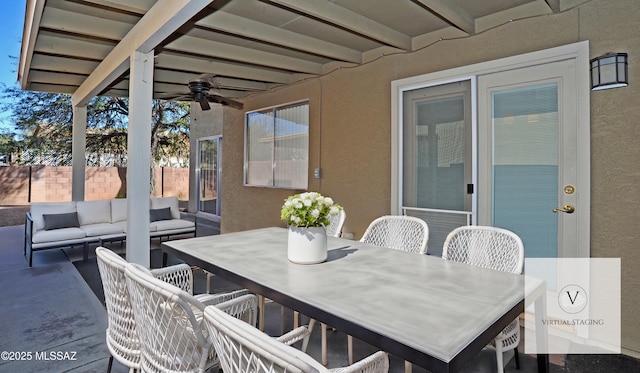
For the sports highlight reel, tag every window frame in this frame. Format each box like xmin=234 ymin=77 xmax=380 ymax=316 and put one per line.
xmin=243 ymin=99 xmax=310 ymax=189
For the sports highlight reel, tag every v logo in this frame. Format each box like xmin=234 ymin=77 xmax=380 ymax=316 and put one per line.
xmin=566 ymin=291 xmax=580 ymax=305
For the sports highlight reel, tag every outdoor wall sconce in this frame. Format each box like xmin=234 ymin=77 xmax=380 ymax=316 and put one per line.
xmin=590 ymin=52 xmax=628 ymax=91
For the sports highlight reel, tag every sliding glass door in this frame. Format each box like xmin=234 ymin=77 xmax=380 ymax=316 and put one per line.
xmin=197 ymin=136 xmax=221 ymax=217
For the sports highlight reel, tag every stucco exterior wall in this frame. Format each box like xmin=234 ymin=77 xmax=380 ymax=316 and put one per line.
xmin=196 ymin=0 xmax=640 ymax=354
xmin=188 ymin=104 xmax=224 ymax=213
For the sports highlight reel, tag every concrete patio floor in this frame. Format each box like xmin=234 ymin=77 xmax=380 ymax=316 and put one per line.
xmin=1 ymin=212 xmax=638 ymax=373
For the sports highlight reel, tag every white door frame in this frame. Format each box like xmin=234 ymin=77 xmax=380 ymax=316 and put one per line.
xmin=391 ymin=41 xmax=590 ymax=257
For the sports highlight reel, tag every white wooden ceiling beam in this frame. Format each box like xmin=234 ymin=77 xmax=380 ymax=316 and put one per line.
xmin=40 ymin=7 xmax=131 ymax=41
xmin=72 ymin=0 xmax=214 ymax=107
xmin=156 ymin=53 xmax=292 ymax=85
xmin=28 ymin=70 xmax=86 ymax=86
xmin=198 ymin=11 xmax=362 ymax=63
xmin=268 ymin=0 xmax=411 ymax=50
xmin=166 ymin=35 xmax=323 ymax=74
xmin=78 ymin=0 xmax=155 ymax=14
xmin=19 ymin=0 xmax=46 ymax=88
xmin=413 ymin=0 xmax=475 ymax=35
xmin=30 ymin=54 xmax=100 ymax=75
xmin=29 ymin=83 xmax=77 ymax=94
xmin=154 ymin=69 xmax=270 ymax=91
xmin=35 ymin=34 xmax=113 ymax=60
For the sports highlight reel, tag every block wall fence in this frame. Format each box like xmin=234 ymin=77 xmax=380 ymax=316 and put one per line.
xmin=0 ymin=166 xmax=189 ymax=205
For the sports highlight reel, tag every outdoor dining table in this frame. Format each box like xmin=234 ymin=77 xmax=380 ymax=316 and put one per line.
xmin=161 ymin=227 xmax=548 ymax=373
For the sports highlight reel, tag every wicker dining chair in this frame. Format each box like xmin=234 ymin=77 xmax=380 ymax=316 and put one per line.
xmin=360 ymin=215 xmax=429 ymax=254
xmin=97 ymin=247 xmax=248 ymax=372
xmin=97 ymin=246 xmax=251 ymax=373
xmin=325 ymin=209 xmax=346 ymax=238
xmin=123 ymin=261 xmax=260 ymax=373
xmin=204 ymin=303 xmax=389 ymax=373
xmin=124 ymin=262 xmax=311 ymax=373
xmin=442 ymin=225 xmax=524 ymax=373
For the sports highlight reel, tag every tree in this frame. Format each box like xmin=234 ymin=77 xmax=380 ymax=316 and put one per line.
xmin=0 ymin=83 xmax=190 ymax=195
xmin=0 ymin=128 xmax=19 ymax=163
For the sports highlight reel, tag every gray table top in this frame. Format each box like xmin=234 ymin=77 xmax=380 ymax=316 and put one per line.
xmin=162 ymin=227 xmax=527 ymax=372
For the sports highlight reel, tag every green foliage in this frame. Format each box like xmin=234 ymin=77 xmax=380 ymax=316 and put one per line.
xmin=0 ymin=128 xmax=19 ymax=162
xmin=0 ymin=83 xmax=191 ymax=167
xmin=280 ymin=192 xmax=343 ymax=228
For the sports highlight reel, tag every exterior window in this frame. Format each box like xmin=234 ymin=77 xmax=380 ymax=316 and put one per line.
xmin=245 ymin=101 xmax=309 ymax=189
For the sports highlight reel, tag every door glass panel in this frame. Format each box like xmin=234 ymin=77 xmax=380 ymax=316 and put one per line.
xmin=198 ymin=138 xmax=220 ymax=216
xmin=402 ymin=80 xmax=472 ymax=256
xmin=491 ymin=84 xmax=558 ymax=257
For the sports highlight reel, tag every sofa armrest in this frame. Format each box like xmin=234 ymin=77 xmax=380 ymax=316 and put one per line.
xmin=25 ymin=212 xmax=34 ymax=240
xmin=24 ymin=212 xmax=34 ymax=254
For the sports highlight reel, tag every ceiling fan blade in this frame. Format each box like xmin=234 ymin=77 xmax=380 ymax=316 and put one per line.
xmin=207 ymin=94 xmax=244 ymax=110
xmin=199 ymin=97 xmax=211 ymax=111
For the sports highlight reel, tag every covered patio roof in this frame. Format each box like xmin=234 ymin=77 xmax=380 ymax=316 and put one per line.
xmin=17 ymin=0 xmax=564 ymax=266
xmin=19 ymin=0 xmax=561 ymax=106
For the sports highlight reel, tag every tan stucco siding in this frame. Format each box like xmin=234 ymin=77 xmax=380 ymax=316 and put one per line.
xmin=194 ymin=0 xmax=640 ymax=355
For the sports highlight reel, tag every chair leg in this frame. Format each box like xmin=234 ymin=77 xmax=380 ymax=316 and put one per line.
xmin=404 ymin=360 xmax=412 ymax=373
xmin=107 ymin=355 xmax=113 ymax=373
xmin=514 ymin=346 xmax=520 ymax=369
xmin=205 ymin=271 xmax=213 ymax=293
xmin=496 ymin=343 xmax=504 ymax=373
xmin=258 ymin=295 xmax=266 ymax=331
xmin=321 ymin=322 xmax=328 ymax=365
xmin=302 ymin=319 xmax=315 ymax=352
xmin=348 ymin=335 xmax=354 ymax=365
xmin=293 ymin=310 xmax=299 ymax=328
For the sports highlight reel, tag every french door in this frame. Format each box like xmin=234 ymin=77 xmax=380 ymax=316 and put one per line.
xmin=197 ymin=136 xmax=222 ymax=217
xmin=477 ymin=59 xmax=581 ymax=258
xmin=394 ymin=42 xmax=590 ymax=259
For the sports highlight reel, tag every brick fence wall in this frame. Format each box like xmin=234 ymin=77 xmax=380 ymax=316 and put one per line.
xmin=0 ymin=166 xmax=189 ymax=205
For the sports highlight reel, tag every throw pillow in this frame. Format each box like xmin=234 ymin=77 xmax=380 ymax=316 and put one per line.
xmin=42 ymin=212 xmax=80 ymax=230
xmin=150 ymin=207 xmax=173 ymax=222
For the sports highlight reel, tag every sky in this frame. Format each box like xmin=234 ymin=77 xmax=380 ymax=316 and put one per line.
xmin=0 ymin=0 xmax=27 ymax=131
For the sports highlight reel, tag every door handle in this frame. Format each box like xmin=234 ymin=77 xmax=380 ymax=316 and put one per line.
xmin=553 ymin=204 xmax=575 ymax=214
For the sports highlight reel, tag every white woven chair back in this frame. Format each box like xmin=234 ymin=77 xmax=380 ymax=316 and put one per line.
xmin=442 ymin=226 xmax=524 ymax=274
xmin=96 ymin=247 xmax=141 ymax=370
xmin=124 ymin=263 xmax=215 ymax=373
xmin=360 ymin=215 xmax=429 ymax=254
xmin=325 ymin=209 xmax=346 ymax=238
xmin=204 ymin=303 xmax=323 ymax=373
xmin=204 ymin=304 xmax=389 ymax=373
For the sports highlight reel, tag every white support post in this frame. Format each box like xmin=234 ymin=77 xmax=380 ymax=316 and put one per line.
xmin=125 ymin=50 xmax=154 ymax=267
xmin=71 ymin=105 xmax=87 ymax=202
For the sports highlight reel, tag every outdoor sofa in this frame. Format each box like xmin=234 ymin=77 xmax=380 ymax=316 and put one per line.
xmin=24 ymin=196 xmax=196 ymax=267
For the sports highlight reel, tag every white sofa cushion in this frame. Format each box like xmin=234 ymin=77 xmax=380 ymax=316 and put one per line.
xmin=30 ymin=202 xmax=77 ymax=232
xmin=150 ymin=218 xmax=195 ymax=232
xmin=80 ymin=223 xmax=124 ymax=237
xmin=150 ymin=196 xmax=180 ymax=219
xmin=113 ymin=220 xmax=158 ymax=233
xmin=77 ymin=200 xmax=112 ymax=226
xmin=111 ymin=198 xmax=128 ymax=223
xmin=32 ymin=227 xmax=86 ymax=244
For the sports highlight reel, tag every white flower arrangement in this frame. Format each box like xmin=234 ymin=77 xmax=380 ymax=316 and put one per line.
xmin=280 ymin=192 xmax=343 ymax=228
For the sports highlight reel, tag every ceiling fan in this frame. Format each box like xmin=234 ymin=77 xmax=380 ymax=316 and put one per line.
xmin=160 ymin=76 xmax=244 ymax=110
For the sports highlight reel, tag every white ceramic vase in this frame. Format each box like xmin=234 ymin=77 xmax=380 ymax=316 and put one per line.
xmin=287 ymin=226 xmax=328 ymax=264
